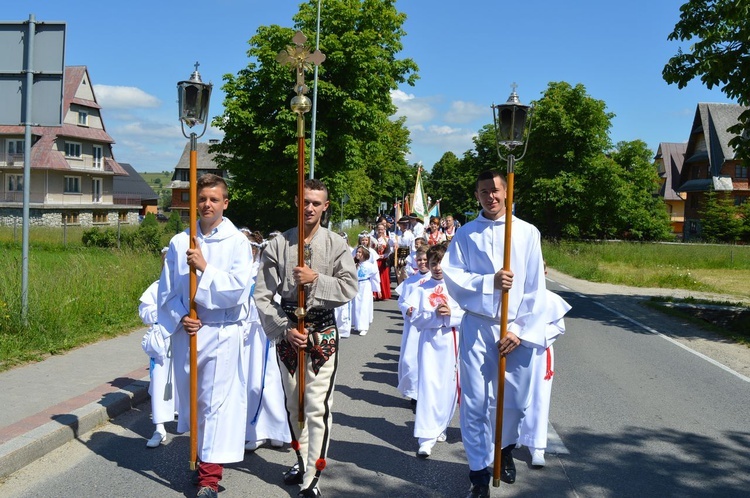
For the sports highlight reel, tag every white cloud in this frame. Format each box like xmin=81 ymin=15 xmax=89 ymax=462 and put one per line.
xmin=93 ymin=85 xmax=161 ymax=109
xmin=390 ymin=89 xmax=436 ymax=124
xmin=444 ymin=100 xmax=487 ymax=124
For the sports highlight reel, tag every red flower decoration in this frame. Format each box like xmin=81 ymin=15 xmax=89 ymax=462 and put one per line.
xmin=428 ymin=285 xmax=448 ymax=308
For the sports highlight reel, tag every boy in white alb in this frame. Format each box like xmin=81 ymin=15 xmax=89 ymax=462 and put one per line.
xmin=518 ymin=263 xmax=571 ymax=467
xmin=442 ymin=170 xmax=548 ymax=497
xmin=405 ymin=243 xmax=463 ymax=458
xmin=394 ymin=246 xmax=429 ymax=403
xmin=158 ymin=174 xmax=253 ymax=498
xmin=138 ymin=247 xmax=177 ymax=448
xmin=241 ymin=229 xmax=291 ymax=452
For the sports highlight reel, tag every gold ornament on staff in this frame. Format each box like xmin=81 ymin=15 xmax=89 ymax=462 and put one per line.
xmin=277 ymin=31 xmax=325 ymax=430
xmin=490 ymin=83 xmax=532 ymax=488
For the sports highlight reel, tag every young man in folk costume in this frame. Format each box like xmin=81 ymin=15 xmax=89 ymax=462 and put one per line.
xmin=254 ymin=178 xmax=358 ymax=498
xmin=441 ymin=170 xmax=548 ymax=498
xmin=394 ymin=216 xmax=415 ymax=284
xmin=158 ymin=174 xmax=253 ymax=498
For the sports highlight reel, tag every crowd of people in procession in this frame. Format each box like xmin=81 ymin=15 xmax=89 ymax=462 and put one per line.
xmin=136 ymin=170 xmax=571 ymax=498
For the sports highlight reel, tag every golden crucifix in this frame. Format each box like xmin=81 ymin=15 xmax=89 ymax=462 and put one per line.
xmin=276 ymin=31 xmax=325 ymax=430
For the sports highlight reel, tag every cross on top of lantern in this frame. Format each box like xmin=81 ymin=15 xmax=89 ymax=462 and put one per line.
xmin=276 ymin=31 xmax=326 ymax=116
xmin=491 ymin=83 xmax=533 ymax=158
xmin=177 ymin=61 xmax=213 ymax=133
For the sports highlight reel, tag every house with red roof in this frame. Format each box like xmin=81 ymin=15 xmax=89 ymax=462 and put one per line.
xmin=0 ymin=66 xmax=139 ymax=227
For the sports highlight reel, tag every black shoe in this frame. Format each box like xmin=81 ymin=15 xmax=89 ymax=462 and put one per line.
xmin=283 ymin=463 xmax=304 ymax=485
xmin=297 ymin=487 xmax=321 ymax=497
xmin=500 ymin=445 xmax=516 ymax=484
xmin=190 ymin=469 xmax=200 ymax=486
xmin=196 ymin=487 xmax=218 ymax=498
xmin=466 ymin=484 xmax=490 ymax=498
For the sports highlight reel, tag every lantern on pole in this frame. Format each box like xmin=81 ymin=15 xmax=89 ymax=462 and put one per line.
xmin=177 ymin=62 xmax=212 ymax=471
xmin=490 ymin=84 xmax=532 ymax=488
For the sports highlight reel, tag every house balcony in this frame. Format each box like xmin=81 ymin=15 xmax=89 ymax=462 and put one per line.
xmin=1 ymin=190 xmax=142 ymax=207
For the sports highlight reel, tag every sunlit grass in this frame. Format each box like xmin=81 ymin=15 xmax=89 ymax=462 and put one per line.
xmin=543 ymin=240 xmax=750 ymax=299
xmin=0 ymin=245 xmax=161 ymax=371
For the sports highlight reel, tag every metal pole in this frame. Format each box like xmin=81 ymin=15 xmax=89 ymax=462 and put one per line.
xmin=308 ymin=0 xmax=322 ymax=179
xmin=21 ymin=14 xmax=36 ymax=324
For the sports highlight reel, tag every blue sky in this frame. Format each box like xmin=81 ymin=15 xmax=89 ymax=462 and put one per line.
xmin=6 ymin=1 xmax=733 ymax=173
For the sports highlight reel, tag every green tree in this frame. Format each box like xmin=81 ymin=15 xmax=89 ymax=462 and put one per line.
xmin=610 ymin=140 xmax=673 ymax=240
xmin=214 ymin=0 xmax=418 ymax=232
xmin=428 ymin=151 xmax=476 ymax=222
xmin=699 ymin=190 xmax=744 ymax=242
xmin=159 ymin=189 xmax=172 ymax=211
xmin=663 ymin=0 xmax=750 ymax=161
xmin=515 ymin=82 xmax=615 ymax=238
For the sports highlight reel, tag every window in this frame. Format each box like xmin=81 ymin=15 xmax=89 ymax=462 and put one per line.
xmin=92 ymin=178 xmax=102 ymax=203
xmin=63 ymin=211 xmax=79 ymax=224
xmin=7 ymin=139 xmax=24 ymax=155
xmin=65 ymin=142 xmax=82 ymax=158
xmin=736 ymin=165 xmax=748 ymax=179
xmin=181 ymin=192 xmax=190 ymax=202
xmin=64 ymin=176 xmax=81 ymax=193
xmin=93 ymin=211 xmax=108 ymax=223
xmin=93 ymin=146 xmax=103 ymax=169
xmin=78 ymin=111 xmax=88 ymax=126
xmin=6 ymin=174 xmax=23 ymax=191
xmin=119 ymin=211 xmax=128 ymax=222
xmin=736 ymin=196 xmax=748 ymax=206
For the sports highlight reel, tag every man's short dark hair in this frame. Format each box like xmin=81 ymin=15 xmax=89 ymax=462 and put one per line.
xmin=475 ymin=170 xmax=507 ymax=191
xmin=197 ymin=173 xmax=229 ymax=198
xmin=304 ymin=178 xmax=329 ymax=200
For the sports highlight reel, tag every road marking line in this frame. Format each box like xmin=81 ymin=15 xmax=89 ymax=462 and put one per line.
xmin=591 ymin=300 xmax=750 ymax=383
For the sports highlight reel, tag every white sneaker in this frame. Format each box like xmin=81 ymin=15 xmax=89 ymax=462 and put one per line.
xmin=244 ymin=440 xmax=261 ymax=451
xmin=531 ymin=448 xmax=546 ymax=467
xmin=269 ymin=439 xmax=285 ymax=448
xmin=437 ymin=431 xmax=447 ymax=443
xmin=359 ymin=330 xmax=368 ymax=336
xmin=417 ymin=442 xmax=432 ymax=458
xmin=146 ymin=430 xmax=166 ymax=448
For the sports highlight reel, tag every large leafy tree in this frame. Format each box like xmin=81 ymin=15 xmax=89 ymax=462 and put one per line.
xmin=610 ymin=140 xmax=673 ymax=241
xmin=214 ymin=0 xmax=418 ymax=232
xmin=663 ymin=0 xmax=750 ymax=161
xmin=515 ymin=82 xmax=614 ymax=238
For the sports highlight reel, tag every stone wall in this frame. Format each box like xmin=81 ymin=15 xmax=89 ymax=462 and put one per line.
xmin=0 ymin=208 xmax=139 ymax=227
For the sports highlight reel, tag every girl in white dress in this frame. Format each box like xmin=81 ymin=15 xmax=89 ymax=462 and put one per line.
xmin=351 ymin=245 xmax=378 ymax=336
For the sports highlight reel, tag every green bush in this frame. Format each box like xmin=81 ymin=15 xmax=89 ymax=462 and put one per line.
xmin=82 ymin=227 xmax=119 ymax=248
xmin=165 ymin=210 xmax=184 ymax=235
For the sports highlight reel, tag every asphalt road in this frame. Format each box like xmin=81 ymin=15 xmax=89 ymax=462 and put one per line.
xmin=2 ymin=275 xmax=749 ymax=497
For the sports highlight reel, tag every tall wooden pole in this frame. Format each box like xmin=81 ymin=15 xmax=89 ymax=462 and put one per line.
xmin=188 ymin=132 xmax=199 ymax=470
xmin=295 ymin=115 xmax=307 ymax=430
xmin=277 ymin=31 xmax=326 ymax=431
xmin=492 ymin=154 xmax=514 ymax=487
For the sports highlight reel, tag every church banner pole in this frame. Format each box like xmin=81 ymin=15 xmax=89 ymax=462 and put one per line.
xmin=277 ymin=31 xmax=326 ymax=429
